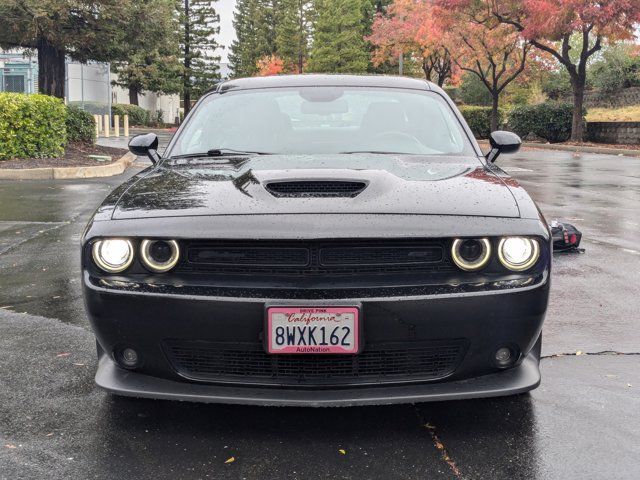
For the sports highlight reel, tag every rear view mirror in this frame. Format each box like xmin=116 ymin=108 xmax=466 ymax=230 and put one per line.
xmin=486 ymin=131 xmax=521 ymax=163
xmin=129 ymin=133 xmax=161 ymax=164
xmin=301 ymin=99 xmax=349 ymax=115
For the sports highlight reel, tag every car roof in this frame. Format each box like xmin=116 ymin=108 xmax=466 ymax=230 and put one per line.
xmin=215 ymin=74 xmax=436 ymax=93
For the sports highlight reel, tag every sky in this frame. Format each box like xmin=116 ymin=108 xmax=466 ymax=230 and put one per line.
xmin=216 ymin=0 xmax=237 ymax=63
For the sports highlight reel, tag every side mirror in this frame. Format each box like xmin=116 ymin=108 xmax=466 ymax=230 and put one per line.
xmin=128 ymin=133 xmax=161 ymax=164
xmin=486 ymin=131 xmax=521 ymax=164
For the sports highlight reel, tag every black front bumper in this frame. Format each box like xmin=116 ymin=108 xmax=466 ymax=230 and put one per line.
xmin=95 ymin=347 xmax=541 ymax=407
xmin=84 ymin=270 xmax=548 ymax=406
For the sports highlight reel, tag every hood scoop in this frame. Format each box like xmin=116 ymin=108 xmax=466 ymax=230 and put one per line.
xmin=265 ymin=180 xmax=367 ymax=198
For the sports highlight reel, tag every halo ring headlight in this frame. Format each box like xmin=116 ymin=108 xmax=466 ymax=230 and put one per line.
xmin=451 ymin=238 xmax=492 ymax=271
xmin=498 ymin=237 xmax=540 ymax=271
xmin=140 ymin=239 xmax=180 ymax=273
xmin=92 ymin=239 xmax=134 ymax=273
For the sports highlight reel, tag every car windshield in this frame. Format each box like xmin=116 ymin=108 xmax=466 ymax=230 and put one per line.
xmin=168 ymin=86 xmax=476 ymax=158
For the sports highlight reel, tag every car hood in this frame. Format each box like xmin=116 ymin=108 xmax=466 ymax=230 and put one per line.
xmin=110 ymin=154 xmax=520 ymax=220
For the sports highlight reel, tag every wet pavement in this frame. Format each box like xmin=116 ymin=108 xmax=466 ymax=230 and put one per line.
xmin=1 ymin=144 xmax=639 ymax=478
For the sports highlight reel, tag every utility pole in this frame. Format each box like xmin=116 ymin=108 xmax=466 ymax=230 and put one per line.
xmin=183 ymin=0 xmax=191 ymax=116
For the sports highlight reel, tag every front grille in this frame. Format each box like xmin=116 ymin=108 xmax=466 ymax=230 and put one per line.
xmin=265 ymin=181 xmax=367 ymax=198
xmin=177 ymin=239 xmax=450 ymax=277
xmin=163 ymin=339 xmax=468 ymax=387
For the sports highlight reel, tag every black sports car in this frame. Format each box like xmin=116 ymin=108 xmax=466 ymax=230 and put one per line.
xmin=82 ymin=75 xmax=550 ymax=406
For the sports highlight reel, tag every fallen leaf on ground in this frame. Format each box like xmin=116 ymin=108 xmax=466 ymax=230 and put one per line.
xmin=4 ymin=444 xmax=17 ymax=449
xmin=56 ymin=353 xmax=71 ymax=357
xmin=576 ymin=351 xmax=583 ymax=356
xmin=338 ymin=449 xmax=346 ymax=455
xmin=224 ymin=457 xmax=235 ymax=464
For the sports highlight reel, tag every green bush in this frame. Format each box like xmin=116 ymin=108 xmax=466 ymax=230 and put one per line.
xmin=459 ymin=106 xmax=503 ymax=139
xmin=66 ymin=105 xmax=96 ymax=144
xmin=590 ymin=44 xmax=640 ymax=93
xmin=459 ymin=73 xmax=492 ymax=106
xmin=67 ymin=101 xmax=109 ymax=115
xmin=111 ymin=104 xmax=151 ymax=126
xmin=508 ymin=103 xmax=576 ymax=143
xmin=0 ymin=93 xmax=67 ymax=160
xmin=541 ymin=70 xmax=573 ymax=101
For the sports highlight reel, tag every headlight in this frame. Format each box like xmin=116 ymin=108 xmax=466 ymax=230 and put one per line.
xmin=451 ymin=238 xmax=491 ymax=271
xmin=498 ymin=237 xmax=540 ymax=271
xmin=92 ymin=239 xmax=134 ymax=273
xmin=140 ymin=239 xmax=180 ymax=273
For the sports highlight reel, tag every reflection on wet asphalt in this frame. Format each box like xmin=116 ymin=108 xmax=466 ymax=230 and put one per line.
xmin=1 ymin=146 xmax=639 ymax=478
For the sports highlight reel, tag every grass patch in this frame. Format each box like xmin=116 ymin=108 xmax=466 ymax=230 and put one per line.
xmin=586 ymin=106 xmax=640 ymax=122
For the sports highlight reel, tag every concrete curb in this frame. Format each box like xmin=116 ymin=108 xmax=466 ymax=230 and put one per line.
xmin=521 ymin=143 xmax=640 ymax=158
xmin=478 ymin=140 xmax=640 ymax=158
xmin=0 ymin=151 xmax=136 ymax=180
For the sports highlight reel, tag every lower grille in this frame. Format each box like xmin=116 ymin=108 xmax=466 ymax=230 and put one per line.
xmin=163 ymin=339 xmax=467 ymax=387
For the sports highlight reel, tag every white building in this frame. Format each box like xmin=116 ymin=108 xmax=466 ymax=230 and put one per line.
xmin=2 ymin=49 xmax=180 ymax=124
xmin=111 ymin=73 xmax=181 ymax=125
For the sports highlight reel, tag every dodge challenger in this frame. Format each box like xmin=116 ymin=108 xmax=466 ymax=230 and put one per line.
xmin=82 ymin=75 xmax=550 ymax=406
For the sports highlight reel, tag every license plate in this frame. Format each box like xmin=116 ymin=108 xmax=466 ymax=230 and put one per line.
xmin=266 ymin=306 xmax=360 ymax=354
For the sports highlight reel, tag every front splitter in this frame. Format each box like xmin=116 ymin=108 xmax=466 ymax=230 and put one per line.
xmin=95 ymin=353 xmax=541 ymax=407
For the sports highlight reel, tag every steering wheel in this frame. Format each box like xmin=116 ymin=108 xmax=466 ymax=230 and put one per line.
xmin=372 ymin=131 xmax=424 ymax=152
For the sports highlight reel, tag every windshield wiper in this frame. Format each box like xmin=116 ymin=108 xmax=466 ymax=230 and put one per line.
xmin=170 ymin=148 xmax=271 ymax=159
xmin=339 ymin=150 xmax=414 ymax=155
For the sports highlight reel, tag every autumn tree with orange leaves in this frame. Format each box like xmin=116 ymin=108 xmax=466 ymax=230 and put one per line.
xmin=256 ymin=54 xmax=285 ymax=76
xmin=437 ymin=7 xmax=530 ymax=131
xmin=479 ymin=0 xmax=640 ymax=141
xmin=368 ymin=0 xmax=456 ymax=86
xmin=371 ymin=0 xmax=530 ymax=130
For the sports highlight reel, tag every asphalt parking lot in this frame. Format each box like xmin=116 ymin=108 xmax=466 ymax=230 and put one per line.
xmin=1 ymin=143 xmax=639 ymax=479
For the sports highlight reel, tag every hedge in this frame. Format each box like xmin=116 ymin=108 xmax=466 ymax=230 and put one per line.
xmin=66 ymin=105 xmax=96 ymax=144
xmin=0 ymin=93 xmax=67 ymax=160
xmin=111 ymin=103 xmax=151 ymax=126
xmin=67 ymin=101 xmax=109 ymax=116
xmin=508 ymin=103 xmax=575 ymax=143
xmin=459 ymin=106 xmax=503 ymax=139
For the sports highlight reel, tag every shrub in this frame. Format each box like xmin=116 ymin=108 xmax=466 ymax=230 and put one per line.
xmin=111 ymin=104 xmax=151 ymax=126
xmin=67 ymin=101 xmax=109 ymax=115
xmin=0 ymin=93 xmax=67 ymax=160
xmin=443 ymin=86 xmax=460 ymax=104
xmin=459 ymin=106 xmax=503 ymax=139
xmin=590 ymin=44 xmax=640 ymax=93
xmin=541 ymin=70 xmax=573 ymax=101
xmin=66 ymin=105 xmax=96 ymax=144
xmin=508 ymin=103 xmax=576 ymax=143
xmin=459 ymin=73 xmax=492 ymax=106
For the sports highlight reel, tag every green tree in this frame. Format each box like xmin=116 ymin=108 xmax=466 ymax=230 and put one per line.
xmin=0 ymin=0 xmax=134 ymax=98
xmin=181 ymin=0 xmax=221 ymax=115
xmin=230 ymin=0 xmax=280 ymax=77
xmin=307 ymin=0 xmax=371 ymax=73
xmin=111 ymin=0 xmax=183 ymax=105
xmin=276 ymin=0 xmax=312 ymax=73
xmin=590 ymin=43 xmax=640 ymax=93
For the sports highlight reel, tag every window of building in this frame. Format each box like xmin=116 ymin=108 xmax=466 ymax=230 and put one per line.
xmin=4 ymin=74 xmax=26 ymax=93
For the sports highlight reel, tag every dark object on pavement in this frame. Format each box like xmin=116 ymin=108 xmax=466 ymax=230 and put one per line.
xmin=82 ymin=75 xmax=550 ymax=406
xmin=550 ymin=220 xmax=583 ymax=252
